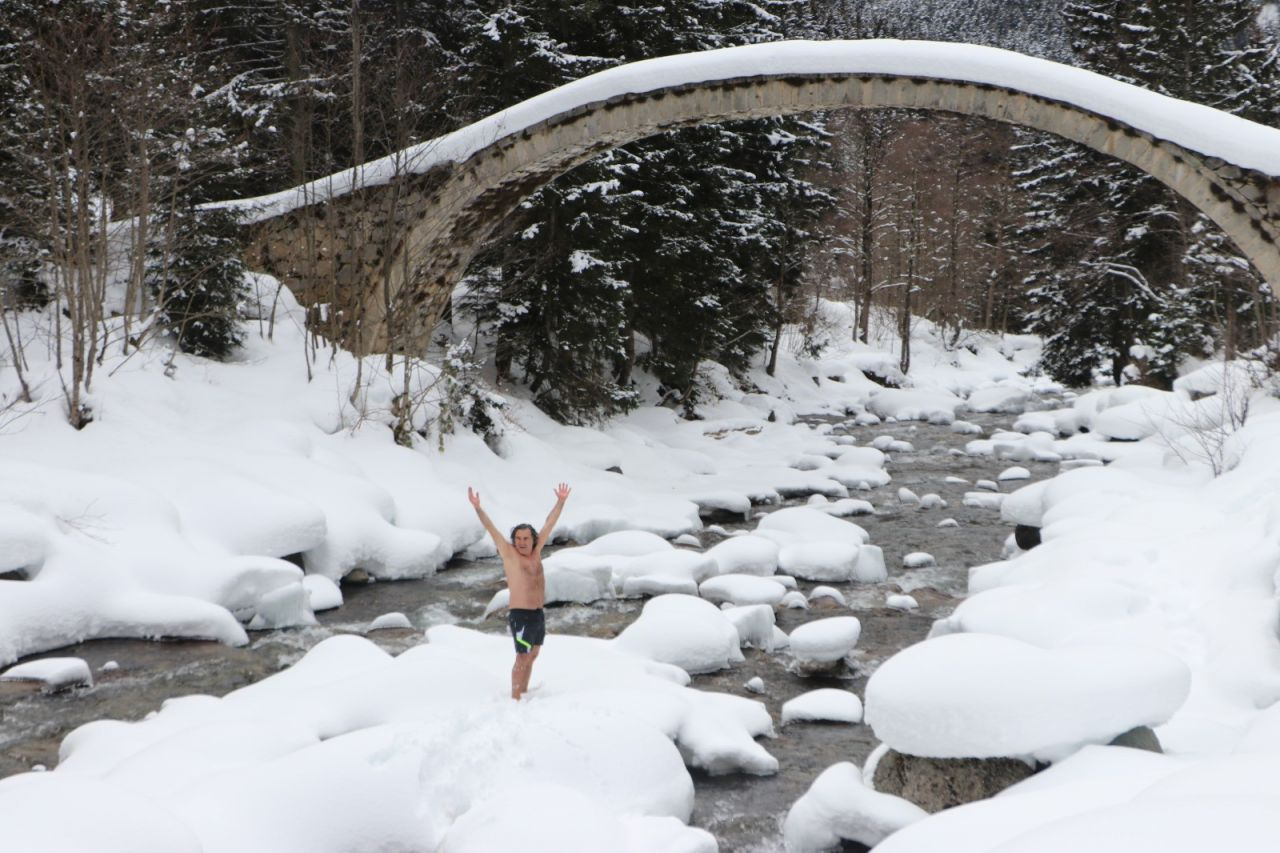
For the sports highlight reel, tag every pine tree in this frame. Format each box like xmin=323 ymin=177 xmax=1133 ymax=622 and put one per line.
xmin=1019 ymin=0 xmax=1279 ymax=387
xmin=147 ymin=207 xmax=249 ymax=360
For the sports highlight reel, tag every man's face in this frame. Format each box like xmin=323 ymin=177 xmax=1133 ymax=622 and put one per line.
xmin=513 ymin=529 xmax=535 ymax=555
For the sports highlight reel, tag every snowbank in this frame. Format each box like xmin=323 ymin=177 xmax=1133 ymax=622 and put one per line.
xmin=0 ymin=628 xmax=781 ymax=853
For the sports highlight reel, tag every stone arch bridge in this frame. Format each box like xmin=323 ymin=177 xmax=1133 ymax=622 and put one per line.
xmin=238 ymin=40 xmax=1280 ymax=356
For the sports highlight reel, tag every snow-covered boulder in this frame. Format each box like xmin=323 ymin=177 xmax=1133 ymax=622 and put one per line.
xmin=927 ymin=578 xmax=1146 ymax=648
xmin=827 ymin=445 xmax=893 ymax=488
xmin=868 ymin=389 xmax=962 ymax=424
xmin=808 ymin=586 xmax=847 ymax=607
xmin=614 ymin=594 xmax=744 ymax=675
xmin=612 ymin=550 xmax=718 ymax=588
xmin=864 ymin=633 xmax=1191 ymax=762
xmin=782 ymin=689 xmax=864 ymax=725
xmin=966 ymin=385 xmax=1032 ymax=414
xmin=809 ymin=496 xmax=876 ymax=517
xmin=579 ymin=530 xmax=674 ymax=557
xmin=704 ymin=535 xmax=779 ymax=577
xmin=247 ymin=582 xmax=317 ymax=630
xmin=1 ymin=657 xmax=92 ymax=691
xmin=783 ymin=762 xmax=926 ymax=853
xmin=698 ymin=574 xmax=788 ymax=606
xmin=852 ymin=544 xmax=887 ymax=582
xmin=886 ymin=594 xmax=919 ymax=611
xmin=790 ymin=617 xmax=862 ymax=667
xmin=903 ymin=552 xmax=935 ymax=569
xmin=723 ymin=605 xmax=777 ymax=651
xmin=367 ymin=612 xmax=412 ymax=632
xmin=621 ymin=575 xmax=699 ymax=598
xmin=781 ymin=591 xmax=809 ymax=610
xmin=303 ymin=575 xmax=343 ymax=611
xmin=963 ymin=492 xmax=1005 ymax=510
xmin=1000 ymin=480 xmax=1050 ymax=528
xmin=778 ymin=542 xmax=861 ymax=582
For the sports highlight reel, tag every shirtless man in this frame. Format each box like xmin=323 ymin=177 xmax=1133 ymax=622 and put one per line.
xmin=467 ymin=482 xmax=571 ymax=700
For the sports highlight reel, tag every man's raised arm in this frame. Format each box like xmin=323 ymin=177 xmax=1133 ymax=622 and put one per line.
xmin=468 ymin=487 xmax=509 ymax=552
xmin=536 ymin=483 xmax=571 ymax=554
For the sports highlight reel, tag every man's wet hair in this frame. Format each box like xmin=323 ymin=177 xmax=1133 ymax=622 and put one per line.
xmin=510 ymin=523 xmax=538 ymax=546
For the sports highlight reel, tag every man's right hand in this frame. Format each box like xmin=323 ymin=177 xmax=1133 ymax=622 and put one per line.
xmin=467 ymin=487 xmax=482 ymax=510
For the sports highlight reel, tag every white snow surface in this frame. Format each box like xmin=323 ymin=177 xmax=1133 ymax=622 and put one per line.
xmin=1 ymin=628 xmax=782 ymax=853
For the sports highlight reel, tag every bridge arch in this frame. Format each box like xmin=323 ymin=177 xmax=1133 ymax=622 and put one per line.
xmin=242 ymin=40 xmax=1280 ymax=355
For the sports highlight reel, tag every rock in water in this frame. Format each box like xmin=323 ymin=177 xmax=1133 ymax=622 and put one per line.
xmin=871 ymin=750 xmax=1039 ymax=813
xmin=1014 ymin=524 xmax=1042 ymax=550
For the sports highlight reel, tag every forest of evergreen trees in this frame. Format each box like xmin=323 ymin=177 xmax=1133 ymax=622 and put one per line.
xmin=1 ymin=0 xmax=1278 ymax=427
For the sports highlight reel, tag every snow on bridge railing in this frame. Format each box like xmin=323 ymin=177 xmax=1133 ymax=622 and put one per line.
xmin=221 ymin=39 xmax=1280 ymax=223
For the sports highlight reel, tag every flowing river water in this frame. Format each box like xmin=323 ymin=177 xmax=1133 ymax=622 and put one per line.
xmin=0 ymin=411 xmax=1054 ymax=851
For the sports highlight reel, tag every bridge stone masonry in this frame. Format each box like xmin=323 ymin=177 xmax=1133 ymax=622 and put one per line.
xmin=240 ymin=40 xmax=1280 ymax=357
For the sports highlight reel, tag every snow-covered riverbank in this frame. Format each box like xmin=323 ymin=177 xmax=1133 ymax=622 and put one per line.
xmin=3 ymin=283 xmax=1280 ymax=852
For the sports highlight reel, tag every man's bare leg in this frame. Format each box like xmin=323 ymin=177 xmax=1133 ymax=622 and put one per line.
xmin=511 ymin=646 xmax=540 ymax=700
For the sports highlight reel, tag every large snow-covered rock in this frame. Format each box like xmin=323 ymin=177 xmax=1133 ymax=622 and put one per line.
xmin=867 ymin=389 xmax=963 ymax=424
xmin=704 ymin=535 xmax=779 ymax=577
xmin=966 ymin=385 xmax=1032 ymax=414
xmin=1 ymin=657 xmax=93 ymax=691
xmin=864 ymin=633 xmax=1191 ymax=762
xmin=778 ymin=541 xmax=861 ymax=582
xmin=782 ymin=689 xmax=864 ymax=725
xmin=614 ymin=594 xmax=744 ymax=674
xmin=755 ymin=507 xmax=870 ymax=547
xmin=698 ymin=574 xmax=788 ymax=606
xmin=789 ymin=617 xmax=862 ymax=665
xmin=928 ymin=578 xmax=1147 ymax=648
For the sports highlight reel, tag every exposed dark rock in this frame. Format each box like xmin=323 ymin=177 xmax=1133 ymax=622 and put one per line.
xmin=872 ymin=750 xmax=1039 ymax=813
xmin=1014 ymin=524 xmax=1042 ymax=550
xmin=1108 ymin=725 xmax=1163 ymax=753
xmin=605 ymin=465 xmax=623 ymax=474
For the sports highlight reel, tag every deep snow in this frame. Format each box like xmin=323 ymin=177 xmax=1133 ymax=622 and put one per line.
xmin=4 ymin=281 xmax=1280 ymax=852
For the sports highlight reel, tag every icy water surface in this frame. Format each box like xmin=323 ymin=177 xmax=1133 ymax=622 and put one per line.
xmin=0 ymin=411 xmax=1054 ymax=851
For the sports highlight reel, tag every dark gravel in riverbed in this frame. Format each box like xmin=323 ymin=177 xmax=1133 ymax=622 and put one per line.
xmin=0 ymin=411 xmax=1055 ymax=852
